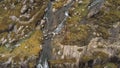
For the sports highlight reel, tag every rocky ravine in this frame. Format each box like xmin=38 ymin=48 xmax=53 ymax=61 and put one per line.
xmin=0 ymin=0 xmax=120 ymax=68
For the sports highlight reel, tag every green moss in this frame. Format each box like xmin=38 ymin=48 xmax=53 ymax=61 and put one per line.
xmin=93 ymin=65 xmax=103 ymax=68
xmin=0 ymin=46 xmax=11 ymax=62
xmin=53 ymin=0 xmax=68 ymax=9
xmin=96 ymin=26 xmax=110 ymax=39
xmin=12 ymin=30 xmax=42 ymax=57
xmin=0 ymin=0 xmax=21 ymax=21
xmin=62 ymin=24 xmax=90 ymax=45
xmin=49 ymin=58 xmax=76 ymax=64
xmin=97 ymin=45 xmax=105 ymax=48
xmin=103 ymin=63 xmax=117 ymax=68
xmin=93 ymin=51 xmax=109 ymax=60
xmin=0 ymin=32 xmax=8 ymax=39
xmin=0 ymin=46 xmax=10 ymax=53
xmin=68 ymin=0 xmax=89 ymax=24
xmin=67 ymin=15 xmax=80 ymax=24
xmin=81 ymin=55 xmax=93 ymax=62
xmin=86 ymin=0 xmax=120 ymax=39
xmin=0 ymin=30 xmax=43 ymax=63
xmin=60 ymin=0 xmax=92 ymax=45
xmin=77 ymin=48 xmax=83 ymax=52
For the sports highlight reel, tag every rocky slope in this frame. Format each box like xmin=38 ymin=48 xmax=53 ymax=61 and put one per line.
xmin=0 ymin=0 xmax=120 ymax=68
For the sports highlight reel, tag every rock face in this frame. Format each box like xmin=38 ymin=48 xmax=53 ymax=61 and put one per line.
xmin=0 ymin=0 xmax=48 ymax=68
xmin=0 ymin=0 xmax=120 ymax=68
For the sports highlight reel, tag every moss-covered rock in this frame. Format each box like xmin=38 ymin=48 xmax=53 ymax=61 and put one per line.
xmin=93 ymin=64 xmax=103 ymax=68
xmin=103 ymin=63 xmax=117 ymax=68
xmin=0 ymin=0 xmax=120 ymax=67
xmin=81 ymin=55 xmax=93 ymax=62
xmin=93 ymin=51 xmax=109 ymax=60
xmin=0 ymin=30 xmax=43 ymax=67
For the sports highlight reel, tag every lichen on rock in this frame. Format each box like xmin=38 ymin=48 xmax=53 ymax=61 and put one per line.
xmin=0 ymin=0 xmax=120 ymax=68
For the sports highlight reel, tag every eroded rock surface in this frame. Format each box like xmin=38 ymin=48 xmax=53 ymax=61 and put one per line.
xmin=0 ymin=0 xmax=120 ymax=68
